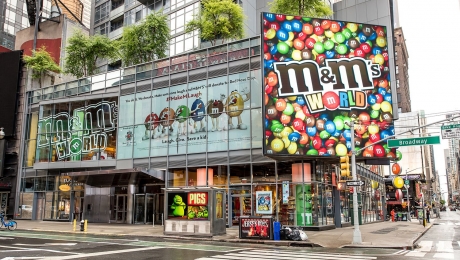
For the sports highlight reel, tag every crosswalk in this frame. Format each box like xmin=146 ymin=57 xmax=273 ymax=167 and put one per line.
xmin=434 ymin=222 xmax=460 ymax=225
xmin=195 ymin=249 xmax=377 ymax=260
xmin=398 ymin=240 xmax=460 ymax=259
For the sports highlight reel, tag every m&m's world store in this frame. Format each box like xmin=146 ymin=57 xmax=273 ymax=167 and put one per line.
xmin=18 ymin=13 xmax=394 ymax=233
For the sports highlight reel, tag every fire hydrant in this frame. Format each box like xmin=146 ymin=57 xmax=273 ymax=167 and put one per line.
xmin=80 ymin=220 xmax=85 ymax=231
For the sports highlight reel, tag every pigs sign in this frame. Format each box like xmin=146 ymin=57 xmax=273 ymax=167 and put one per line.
xmin=187 ymin=192 xmax=208 ymax=206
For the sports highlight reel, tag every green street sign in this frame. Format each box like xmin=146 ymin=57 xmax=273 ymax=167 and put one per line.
xmin=387 ymin=136 xmax=440 ymax=148
xmin=404 ymin=180 xmax=409 ymax=185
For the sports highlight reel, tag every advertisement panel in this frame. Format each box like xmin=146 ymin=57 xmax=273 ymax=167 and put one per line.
xmin=117 ymin=70 xmax=262 ymax=159
xmin=239 ymin=217 xmax=272 ymax=239
xmin=262 ymin=13 xmax=395 ymax=158
xmin=255 ymin=191 xmax=272 ymax=214
xmin=167 ymin=192 xmax=209 ymax=220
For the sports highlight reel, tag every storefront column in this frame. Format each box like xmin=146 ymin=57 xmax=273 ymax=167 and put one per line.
xmin=126 ymin=173 xmax=138 ymax=224
xmin=333 ymin=187 xmax=341 ymax=228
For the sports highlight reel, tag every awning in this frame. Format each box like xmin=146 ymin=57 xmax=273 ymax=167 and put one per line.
xmin=66 ymin=168 xmax=164 ymax=187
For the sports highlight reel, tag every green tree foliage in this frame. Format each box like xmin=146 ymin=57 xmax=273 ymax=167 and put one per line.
xmin=64 ymin=31 xmax=117 ymax=78
xmin=269 ymin=0 xmax=333 ymax=17
xmin=23 ymin=46 xmax=62 ymax=88
xmin=185 ymin=0 xmax=244 ymax=46
xmin=117 ymin=11 xmax=170 ymax=66
xmin=440 ymin=199 xmax=446 ymax=206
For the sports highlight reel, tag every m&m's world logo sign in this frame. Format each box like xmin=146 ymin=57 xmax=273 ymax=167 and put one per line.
xmin=262 ymin=13 xmax=395 ymax=158
xmin=273 ymin=57 xmax=381 ymax=113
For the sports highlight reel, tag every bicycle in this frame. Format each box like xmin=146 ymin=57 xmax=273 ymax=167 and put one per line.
xmin=0 ymin=212 xmax=17 ymax=231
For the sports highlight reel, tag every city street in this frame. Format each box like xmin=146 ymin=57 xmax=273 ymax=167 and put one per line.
xmin=0 ymin=227 xmax=414 ymax=260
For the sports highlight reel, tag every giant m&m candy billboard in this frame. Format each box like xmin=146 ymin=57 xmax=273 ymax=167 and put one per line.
xmin=262 ymin=13 xmax=396 ymax=158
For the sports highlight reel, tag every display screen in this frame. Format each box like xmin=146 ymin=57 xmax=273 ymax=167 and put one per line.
xmin=168 ymin=192 xmax=209 ymax=220
xmin=262 ymin=13 xmax=395 ymax=158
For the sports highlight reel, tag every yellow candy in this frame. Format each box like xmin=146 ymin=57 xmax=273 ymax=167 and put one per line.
xmin=374 ymin=54 xmax=384 ymax=65
xmin=371 ymin=180 xmax=379 ymax=190
xmin=285 ymin=40 xmax=293 ymax=48
xmin=381 ymin=101 xmax=392 ymax=113
xmin=347 ymin=23 xmax=358 ymax=32
xmin=368 ymin=124 xmax=379 ymax=135
xmin=291 ymin=50 xmax=302 ymax=61
xmin=295 ymin=110 xmax=306 ymax=120
xmin=325 ymin=30 xmax=334 ymax=38
xmin=376 ymin=36 xmax=387 ymax=47
xmin=371 ymin=103 xmax=381 ymax=111
xmin=287 ymin=142 xmax=298 ymax=154
xmin=287 ymin=96 xmax=297 ymax=101
xmin=282 ymin=137 xmax=290 ymax=148
xmin=281 ymin=127 xmax=293 ymax=137
xmin=288 ymin=32 xmax=295 ymax=41
xmin=393 ymin=176 xmax=404 ymax=189
xmin=266 ymin=28 xmax=276 ymax=39
xmin=335 ymin=143 xmax=347 ymax=156
xmin=271 ymin=138 xmax=284 ymax=152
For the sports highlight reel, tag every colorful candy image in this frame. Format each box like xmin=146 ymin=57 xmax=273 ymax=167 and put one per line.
xmin=262 ymin=13 xmax=396 ymax=158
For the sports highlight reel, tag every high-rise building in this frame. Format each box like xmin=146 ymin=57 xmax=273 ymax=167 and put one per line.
xmin=0 ymin=0 xmax=91 ymax=51
xmin=394 ymin=27 xmax=411 ymax=113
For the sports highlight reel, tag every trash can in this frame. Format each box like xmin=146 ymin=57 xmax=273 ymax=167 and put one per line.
xmin=273 ymin=221 xmax=281 ymax=241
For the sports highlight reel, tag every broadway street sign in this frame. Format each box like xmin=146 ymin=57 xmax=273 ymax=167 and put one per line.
xmin=346 ymin=180 xmax=365 ymax=187
xmin=387 ymin=136 xmax=440 ymax=148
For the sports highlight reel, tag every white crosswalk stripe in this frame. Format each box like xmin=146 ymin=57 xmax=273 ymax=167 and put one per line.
xmin=195 ymin=249 xmax=377 ymax=260
xmin=400 ymin=240 xmax=460 ymax=258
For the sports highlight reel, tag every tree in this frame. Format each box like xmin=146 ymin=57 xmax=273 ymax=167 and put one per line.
xmin=64 ymin=31 xmax=117 ymax=78
xmin=117 ymin=11 xmax=170 ymax=67
xmin=23 ymin=46 xmax=62 ymax=88
xmin=268 ymin=0 xmax=333 ymax=18
xmin=185 ymin=0 xmax=244 ymax=46
xmin=440 ymin=199 xmax=446 ymax=206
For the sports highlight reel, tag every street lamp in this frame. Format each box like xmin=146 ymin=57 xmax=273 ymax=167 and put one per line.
xmin=405 ymin=167 xmax=429 ymax=222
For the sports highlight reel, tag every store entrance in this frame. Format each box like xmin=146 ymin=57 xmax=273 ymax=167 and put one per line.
xmin=231 ymin=195 xmax=251 ymax=226
xmin=134 ymin=193 xmax=165 ymax=224
xmin=115 ymin=195 xmax=127 ymax=223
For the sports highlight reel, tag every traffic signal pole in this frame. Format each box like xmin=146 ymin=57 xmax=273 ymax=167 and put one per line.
xmin=350 ymin=120 xmax=362 ymax=244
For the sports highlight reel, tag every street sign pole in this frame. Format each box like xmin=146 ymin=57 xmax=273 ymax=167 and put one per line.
xmin=350 ymin=120 xmax=362 ymax=244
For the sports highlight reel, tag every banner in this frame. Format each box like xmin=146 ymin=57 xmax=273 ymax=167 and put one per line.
xmin=256 ymin=191 xmax=272 ymax=214
xmin=117 ymin=70 xmax=263 ymax=159
xmin=239 ymin=217 xmax=272 ymax=239
xmin=262 ymin=13 xmax=395 ymax=158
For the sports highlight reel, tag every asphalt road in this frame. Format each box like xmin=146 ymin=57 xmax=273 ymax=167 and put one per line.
xmin=1 ymin=213 xmax=459 ymax=260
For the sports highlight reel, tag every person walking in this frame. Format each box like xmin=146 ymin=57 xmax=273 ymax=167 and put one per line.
xmin=390 ymin=209 xmax=395 ymax=222
xmin=426 ymin=208 xmax=431 ymax=223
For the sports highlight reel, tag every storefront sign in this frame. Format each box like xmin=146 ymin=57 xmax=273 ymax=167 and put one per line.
xmin=256 ymin=191 xmax=272 ymax=214
xmin=282 ymin=181 xmax=289 ymax=204
xmin=37 ymin=100 xmax=118 ymax=161
xmin=239 ymin=217 xmax=272 ymax=239
xmin=187 ymin=192 xmax=208 ymax=206
xmin=262 ymin=13 xmax=395 ymax=158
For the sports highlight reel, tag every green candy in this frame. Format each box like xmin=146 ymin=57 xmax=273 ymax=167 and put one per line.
xmin=336 ymin=44 xmax=348 ymax=55
xmin=277 ymin=42 xmax=290 ymax=55
xmin=342 ymin=28 xmax=352 ymax=39
xmin=342 ymin=117 xmax=351 ymax=129
xmin=370 ymin=110 xmax=380 ymax=119
xmin=366 ymin=40 xmax=373 ymax=47
xmin=324 ymin=40 xmax=335 ymax=50
xmin=306 ymin=149 xmax=319 ymax=155
xmin=283 ymin=103 xmax=294 ymax=115
xmin=314 ymin=42 xmax=325 ymax=54
xmin=383 ymin=144 xmax=391 ymax=154
xmin=319 ymin=130 xmax=330 ymax=139
xmin=333 ymin=117 xmax=344 ymax=131
xmin=334 ymin=32 xmax=346 ymax=43
xmin=271 ymin=123 xmax=283 ymax=133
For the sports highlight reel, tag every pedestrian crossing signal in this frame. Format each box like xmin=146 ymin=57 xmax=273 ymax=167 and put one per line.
xmin=340 ymin=156 xmax=350 ymax=177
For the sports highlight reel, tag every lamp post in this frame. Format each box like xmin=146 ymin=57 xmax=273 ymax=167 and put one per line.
xmin=350 ymin=120 xmax=362 ymax=244
xmin=405 ymin=167 xmax=429 ymax=221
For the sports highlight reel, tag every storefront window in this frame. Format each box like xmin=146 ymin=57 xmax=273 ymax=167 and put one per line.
xmin=229 ymin=164 xmax=250 ymax=184
xmin=19 ymin=193 xmax=34 ymax=219
xmin=168 ymin=168 xmax=186 ymax=187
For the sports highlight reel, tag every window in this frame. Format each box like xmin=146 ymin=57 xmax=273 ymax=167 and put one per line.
xmin=95 ymin=2 xmax=110 ymax=25
xmin=396 ymin=65 xmax=399 ymax=74
xmin=396 ymin=79 xmax=400 ymax=88
xmin=135 ymin=10 xmax=142 ymax=22
xmin=397 ymin=93 xmax=401 ymax=102
xmin=95 ymin=22 xmax=109 ymax=36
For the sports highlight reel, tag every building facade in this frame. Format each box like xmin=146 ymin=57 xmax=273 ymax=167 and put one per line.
xmin=394 ymin=27 xmax=410 ymax=113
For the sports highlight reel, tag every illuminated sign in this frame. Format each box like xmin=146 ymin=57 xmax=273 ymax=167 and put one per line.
xmin=187 ymin=192 xmax=208 ymax=206
xmin=262 ymin=13 xmax=395 ymax=158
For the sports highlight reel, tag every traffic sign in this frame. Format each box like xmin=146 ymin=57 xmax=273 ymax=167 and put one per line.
xmin=346 ymin=180 xmax=365 ymax=187
xmin=404 ymin=184 xmax=409 ymax=189
xmin=441 ymin=124 xmax=460 ymax=139
xmin=387 ymin=136 xmax=441 ymax=148
xmin=404 ymin=180 xmax=409 ymax=185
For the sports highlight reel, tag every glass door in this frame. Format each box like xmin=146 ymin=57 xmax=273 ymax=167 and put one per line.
xmin=115 ymin=195 xmax=127 ymax=223
xmin=154 ymin=194 xmax=164 ymax=225
xmin=145 ymin=194 xmax=154 ymax=223
xmin=134 ymin=194 xmax=145 ymax=224
xmin=231 ymin=195 xmax=251 ymax=226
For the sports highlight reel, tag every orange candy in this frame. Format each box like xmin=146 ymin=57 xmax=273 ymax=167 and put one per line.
xmin=300 ymin=133 xmax=309 ymax=145
xmin=267 ymin=71 xmax=278 ymax=87
xmin=302 ymin=24 xmax=314 ymax=35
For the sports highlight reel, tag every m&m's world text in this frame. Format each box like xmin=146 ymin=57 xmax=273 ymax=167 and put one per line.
xmin=273 ymin=57 xmax=381 ymax=113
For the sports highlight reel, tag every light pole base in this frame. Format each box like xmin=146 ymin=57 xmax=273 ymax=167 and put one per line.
xmin=352 ymin=228 xmax=362 ymax=244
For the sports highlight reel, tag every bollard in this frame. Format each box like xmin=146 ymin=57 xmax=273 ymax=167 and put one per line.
xmin=73 ymin=219 xmax=76 ymax=232
xmin=84 ymin=219 xmax=88 ymax=231
xmin=161 ymin=213 xmax=164 ymax=226
xmin=80 ymin=220 xmax=85 ymax=231
xmin=152 ymin=214 xmax=155 ymax=227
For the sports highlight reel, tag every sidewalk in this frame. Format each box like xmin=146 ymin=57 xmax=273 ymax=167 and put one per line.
xmin=11 ymin=218 xmax=433 ymax=249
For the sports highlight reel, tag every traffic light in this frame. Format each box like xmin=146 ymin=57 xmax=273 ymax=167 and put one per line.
xmin=340 ymin=156 xmax=350 ymax=177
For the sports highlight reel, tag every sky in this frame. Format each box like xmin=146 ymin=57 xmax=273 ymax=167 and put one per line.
xmin=397 ymin=0 xmax=460 ymax=201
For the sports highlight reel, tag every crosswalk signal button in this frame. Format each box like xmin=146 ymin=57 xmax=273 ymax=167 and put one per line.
xmin=340 ymin=156 xmax=350 ymax=177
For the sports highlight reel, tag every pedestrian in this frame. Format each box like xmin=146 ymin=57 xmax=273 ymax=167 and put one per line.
xmin=426 ymin=208 xmax=430 ymax=223
xmin=390 ymin=209 xmax=395 ymax=222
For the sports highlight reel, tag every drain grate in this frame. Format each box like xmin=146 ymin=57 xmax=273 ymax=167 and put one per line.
xmin=370 ymin=227 xmax=397 ymax=234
